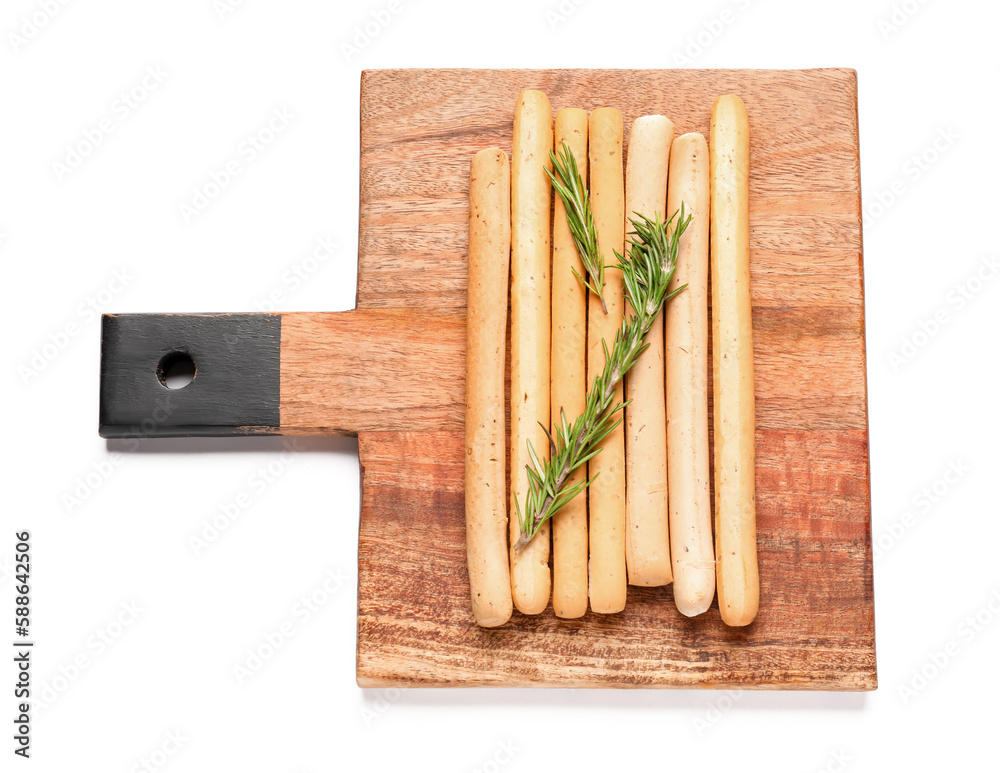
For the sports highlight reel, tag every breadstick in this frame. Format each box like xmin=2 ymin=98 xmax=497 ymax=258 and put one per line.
xmin=710 ymin=95 xmax=759 ymax=627
xmin=623 ymin=115 xmax=675 ymax=587
xmin=665 ymin=132 xmax=714 ymax=616
xmin=465 ymin=148 xmax=513 ymax=628
xmin=509 ymin=89 xmax=553 ymax=615
xmin=551 ymin=108 xmax=589 ymax=619
xmin=587 ymin=107 xmax=627 ymax=614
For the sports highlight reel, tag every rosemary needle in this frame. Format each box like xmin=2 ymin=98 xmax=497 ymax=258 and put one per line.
xmin=545 ymin=142 xmax=608 ymax=314
xmin=514 ymin=207 xmax=691 ymax=552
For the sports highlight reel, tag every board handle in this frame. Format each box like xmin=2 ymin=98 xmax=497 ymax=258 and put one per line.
xmin=99 ymin=313 xmax=282 ymax=438
xmin=99 ymin=309 xmax=465 ymax=439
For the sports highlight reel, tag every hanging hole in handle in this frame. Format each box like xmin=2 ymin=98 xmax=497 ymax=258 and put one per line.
xmin=156 ymin=351 xmax=197 ymax=389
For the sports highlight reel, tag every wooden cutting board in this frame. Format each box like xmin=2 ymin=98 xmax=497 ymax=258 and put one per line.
xmin=354 ymin=68 xmax=873 ymax=690
xmin=100 ymin=68 xmax=875 ymax=689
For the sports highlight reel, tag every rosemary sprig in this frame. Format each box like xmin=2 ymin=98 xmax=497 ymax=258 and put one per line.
xmin=513 ymin=207 xmax=691 ymax=552
xmin=545 ymin=142 xmax=608 ymax=314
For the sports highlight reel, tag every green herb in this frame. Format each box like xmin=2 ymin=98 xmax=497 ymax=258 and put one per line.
xmin=514 ymin=207 xmax=691 ymax=552
xmin=545 ymin=142 xmax=608 ymax=314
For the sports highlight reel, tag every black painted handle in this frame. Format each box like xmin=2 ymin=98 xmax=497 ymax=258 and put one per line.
xmin=99 ymin=314 xmax=282 ymax=438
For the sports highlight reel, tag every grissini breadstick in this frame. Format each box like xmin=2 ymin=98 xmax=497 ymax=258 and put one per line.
xmin=710 ymin=95 xmax=759 ymax=627
xmin=665 ymin=132 xmax=714 ymax=616
xmin=465 ymin=148 xmax=513 ymax=628
xmin=509 ymin=89 xmax=553 ymax=615
xmin=623 ymin=115 xmax=675 ymax=588
xmin=551 ymin=108 xmax=589 ymax=619
xmin=587 ymin=107 xmax=627 ymax=614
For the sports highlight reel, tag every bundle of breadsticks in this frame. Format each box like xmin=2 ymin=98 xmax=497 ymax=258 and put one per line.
xmin=465 ymin=89 xmax=757 ymax=628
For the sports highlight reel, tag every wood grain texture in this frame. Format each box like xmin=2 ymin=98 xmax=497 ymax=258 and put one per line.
xmin=349 ymin=69 xmax=873 ymax=689
xmin=280 ymin=310 xmax=464 ymax=434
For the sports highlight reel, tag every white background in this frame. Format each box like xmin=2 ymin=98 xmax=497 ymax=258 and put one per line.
xmin=2 ymin=0 xmax=997 ymax=771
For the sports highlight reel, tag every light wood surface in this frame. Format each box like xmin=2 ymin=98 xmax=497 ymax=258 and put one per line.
xmin=291 ymin=68 xmax=873 ymax=688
